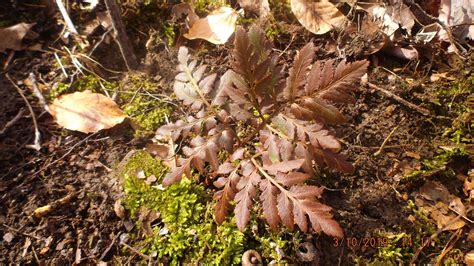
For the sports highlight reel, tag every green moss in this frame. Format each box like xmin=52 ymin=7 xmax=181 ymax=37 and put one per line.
xmin=123 ymin=95 xmax=171 ymax=135
xmin=185 ymin=0 xmax=228 ymax=14
xmin=404 ymin=147 xmax=471 ymax=180
xmin=50 ymin=75 xmax=116 ymax=99
xmin=436 ymin=73 xmax=473 ymax=144
xmin=121 ymin=75 xmax=172 ymax=136
xmin=162 ymin=21 xmax=176 ymax=47
xmin=253 ymin=227 xmax=300 ymax=263
xmin=121 ymin=151 xmax=244 ymax=265
xmin=120 ymin=151 xmax=318 ymax=264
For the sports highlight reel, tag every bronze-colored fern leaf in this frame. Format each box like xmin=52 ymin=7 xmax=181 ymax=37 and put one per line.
xmin=156 ymin=26 xmax=368 ymax=238
xmin=284 ymin=42 xmax=315 ymax=101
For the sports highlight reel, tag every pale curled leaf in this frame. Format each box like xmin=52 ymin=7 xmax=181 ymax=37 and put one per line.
xmin=184 ymin=7 xmax=239 ymax=44
xmin=49 ymin=90 xmax=127 ymax=133
xmin=438 ymin=0 xmax=474 ymax=41
xmin=0 ymin=23 xmax=36 ymax=52
xmin=174 ymin=47 xmax=216 ymax=110
xmin=290 ymin=0 xmax=346 ymax=35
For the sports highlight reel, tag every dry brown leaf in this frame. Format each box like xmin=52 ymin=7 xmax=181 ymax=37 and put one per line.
xmin=405 ymin=151 xmax=421 ymax=160
xmin=114 ymin=199 xmax=125 ymax=219
xmin=49 ymin=90 xmax=127 ymax=133
xmin=290 ymin=0 xmax=346 ymax=35
xmin=430 ymin=72 xmax=455 ymax=82
xmin=172 ymin=3 xmax=199 ymax=26
xmin=466 ymin=251 xmax=474 ymax=266
xmin=469 ymin=229 xmax=474 ymax=242
xmin=145 ymin=143 xmax=171 ymax=159
xmin=388 ymin=45 xmax=419 ymax=60
xmin=0 ymin=23 xmax=36 ymax=52
xmin=419 ymin=181 xmax=451 ymax=203
xmin=449 ymin=197 xmax=466 ymax=216
xmin=183 ymin=7 xmax=238 ymax=44
xmin=238 ymin=0 xmax=270 ymax=18
xmin=416 ymin=181 xmax=467 ymax=231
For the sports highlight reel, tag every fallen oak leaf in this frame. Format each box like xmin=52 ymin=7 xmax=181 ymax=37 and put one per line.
xmin=184 ymin=7 xmax=239 ymax=44
xmin=49 ymin=90 xmax=127 ymax=133
xmin=290 ymin=0 xmax=346 ymax=35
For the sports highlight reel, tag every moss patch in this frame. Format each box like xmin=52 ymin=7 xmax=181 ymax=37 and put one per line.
xmin=119 ymin=74 xmax=172 ymax=136
xmin=49 ymin=75 xmax=115 ymax=99
xmin=119 ymin=151 xmax=305 ymax=264
xmin=121 ymin=151 xmax=244 ymax=265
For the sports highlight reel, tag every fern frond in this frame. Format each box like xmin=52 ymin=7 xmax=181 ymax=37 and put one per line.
xmin=174 ymin=46 xmax=215 ymax=110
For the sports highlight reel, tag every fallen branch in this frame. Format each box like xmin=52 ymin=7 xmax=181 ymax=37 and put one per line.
xmin=368 ymin=82 xmax=431 ymax=116
xmin=6 ymin=74 xmax=41 ymax=151
xmin=104 ymin=0 xmax=139 ymax=71
xmin=55 ymin=0 xmax=78 ymax=36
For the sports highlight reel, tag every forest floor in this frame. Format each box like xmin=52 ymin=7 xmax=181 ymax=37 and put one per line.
xmin=0 ymin=1 xmax=473 ymax=265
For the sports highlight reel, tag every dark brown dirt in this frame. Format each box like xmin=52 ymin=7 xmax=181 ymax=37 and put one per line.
xmin=1 ymin=1 xmax=472 ymax=265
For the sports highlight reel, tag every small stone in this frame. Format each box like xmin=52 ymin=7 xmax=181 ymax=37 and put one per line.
xmin=136 ymin=170 xmax=146 ymax=179
xmin=159 ymin=226 xmax=169 ymax=236
xmin=145 ymin=175 xmax=157 ymax=185
xmin=114 ymin=199 xmax=126 ymax=219
xmin=3 ymin=232 xmax=14 ymax=243
xmin=123 ymin=220 xmax=134 ymax=232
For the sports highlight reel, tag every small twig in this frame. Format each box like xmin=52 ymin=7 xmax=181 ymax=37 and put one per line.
xmin=33 ymin=186 xmax=78 ymax=218
xmin=435 ymin=229 xmax=462 ymax=266
xmin=99 ymin=232 xmax=121 ymax=260
xmin=89 ymin=27 xmax=113 ymax=57
xmin=29 ymin=73 xmax=50 ymax=113
xmin=448 ymin=205 xmax=474 ymax=224
xmin=368 ymin=82 xmax=431 ymax=116
xmin=104 ymin=0 xmax=139 ymax=70
xmin=55 ymin=0 xmax=78 ymax=36
xmin=410 ymin=206 xmax=473 ymax=264
xmin=164 ymin=114 xmax=177 ymax=168
xmin=121 ymin=242 xmax=150 ymax=261
xmin=374 ymin=118 xmax=404 ymax=156
xmin=3 ymin=50 xmax=15 ymax=70
xmin=6 ymin=74 xmax=41 ymax=151
xmin=1 ymin=223 xmax=41 ymax=240
xmin=0 ymin=108 xmax=25 ymax=135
